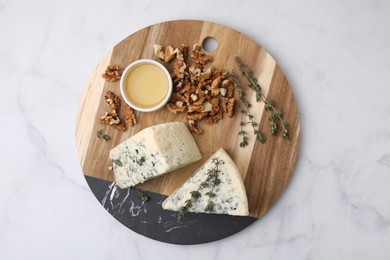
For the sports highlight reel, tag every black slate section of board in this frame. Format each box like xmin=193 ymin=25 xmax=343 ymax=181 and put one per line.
xmin=85 ymin=175 xmax=256 ymax=245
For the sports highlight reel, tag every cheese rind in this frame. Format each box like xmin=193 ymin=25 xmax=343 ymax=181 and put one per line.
xmin=109 ymin=122 xmax=202 ymax=188
xmin=162 ymin=148 xmax=249 ymax=216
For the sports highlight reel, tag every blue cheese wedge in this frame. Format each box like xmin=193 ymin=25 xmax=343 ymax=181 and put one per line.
xmin=109 ymin=122 xmax=202 ymax=188
xmin=162 ymin=148 xmax=249 ymax=216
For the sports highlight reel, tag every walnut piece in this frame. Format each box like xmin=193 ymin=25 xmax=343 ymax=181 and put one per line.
xmin=99 ymin=110 xmax=119 ymax=125
xmin=105 ymin=91 xmax=121 ymax=110
xmin=111 ymin=120 xmax=127 ymax=132
xmin=193 ymin=89 xmax=209 ymax=105
xmin=188 ymin=103 xmax=204 ymax=112
xmin=171 ymin=92 xmax=187 ymax=103
xmin=222 ymin=97 xmax=235 ymax=118
xmin=220 ymin=88 xmax=227 ymax=97
xmin=98 ymin=91 xmax=128 ymax=132
xmin=209 ymin=97 xmax=220 ymax=115
xmin=175 ymin=101 xmax=184 ymax=107
xmin=123 ymin=104 xmax=136 ymax=127
xmin=99 ymin=110 xmax=127 ymax=132
xmin=210 ymin=76 xmax=222 ymax=96
xmin=188 ymin=120 xmax=203 ymax=135
xmin=222 ymin=79 xmax=234 ymax=98
xmin=102 ymin=65 xmax=122 ymax=82
xmin=186 ymin=111 xmax=208 ymax=121
xmin=172 ymin=52 xmax=186 ymax=79
xmin=167 ymin=102 xmax=186 ymax=114
xmin=179 ymin=44 xmax=189 ymax=61
xmin=201 ymin=101 xmax=213 ymax=112
xmin=164 ymin=46 xmax=177 ymax=63
xmin=212 ymin=69 xmax=226 ymax=79
xmin=191 ymin=43 xmax=213 ymax=65
xmin=154 ymin=44 xmax=165 ymax=60
xmin=189 ymin=65 xmax=213 ymax=83
xmin=207 ymin=112 xmax=223 ymax=125
xmin=179 ymin=81 xmax=191 ymax=94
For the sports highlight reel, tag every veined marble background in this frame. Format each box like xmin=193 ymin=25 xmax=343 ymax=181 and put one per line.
xmin=0 ymin=0 xmax=389 ymax=259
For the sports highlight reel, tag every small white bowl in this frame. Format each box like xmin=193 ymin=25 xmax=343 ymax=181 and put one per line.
xmin=120 ymin=59 xmax=172 ymax=112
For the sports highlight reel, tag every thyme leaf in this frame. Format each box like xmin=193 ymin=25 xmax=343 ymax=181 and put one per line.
xmin=205 ymin=191 xmax=216 ymax=198
xmin=190 ymin=191 xmax=201 ymax=199
xmin=204 ymin=201 xmax=215 ymax=212
xmin=97 ymin=130 xmax=110 ymax=141
xmin=176 ymin=210 xmax=185 ymax=223
xmin=137 ymin=190 xmax=150 ymax=202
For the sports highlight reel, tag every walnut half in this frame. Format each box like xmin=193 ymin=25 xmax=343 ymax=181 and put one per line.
xmin=105 ymin=91 xmax=121 ymax=110
xmin=123 ymin=104 xmax=137 ymax=127
xmin=99 ymin=110 xmax=119 ymax=125
xmin=98 ymin=91 xmax=128 ymax=132
xmin=102 ymin=65 xmax=122 ymax=82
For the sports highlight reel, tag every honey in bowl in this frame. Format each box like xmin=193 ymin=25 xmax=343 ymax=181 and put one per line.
xmin=120 ymin=59 xmax=172 ymax=111
xmin=124 ymin=64 xmax=168 ymax=108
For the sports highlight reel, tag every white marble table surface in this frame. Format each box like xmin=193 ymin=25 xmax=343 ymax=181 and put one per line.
xmin=1 ymin=0 xmax=389 ymax=259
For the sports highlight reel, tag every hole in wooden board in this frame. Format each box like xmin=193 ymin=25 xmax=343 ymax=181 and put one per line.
xmin=202 ymin=37 xmax=218 ymax=52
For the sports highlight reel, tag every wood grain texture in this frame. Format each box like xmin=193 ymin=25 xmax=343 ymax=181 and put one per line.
xmin=75 ymin=20 xmax=300 ymax=218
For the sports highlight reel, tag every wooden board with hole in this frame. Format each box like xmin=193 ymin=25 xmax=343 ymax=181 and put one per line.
xmin=75 ymin=20 xmax=300 ymax=219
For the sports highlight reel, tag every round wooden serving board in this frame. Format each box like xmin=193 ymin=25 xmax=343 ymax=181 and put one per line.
xmin=75 ymin=20 xmax=300 ymax=244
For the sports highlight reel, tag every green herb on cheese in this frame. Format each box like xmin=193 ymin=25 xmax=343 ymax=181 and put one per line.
xmin=176 ymin=158 xmax=223 ymax=222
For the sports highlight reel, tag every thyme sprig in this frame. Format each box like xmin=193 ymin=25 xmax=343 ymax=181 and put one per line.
xmin=228 ymin=72 xmax=266 ymax=147
xmin=176 ymin=158 xmax=223 ymax=223
xmin=235 ymin=57 xmax=289 ymax=139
